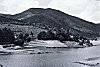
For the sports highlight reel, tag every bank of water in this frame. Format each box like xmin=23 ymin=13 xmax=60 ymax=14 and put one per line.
xmin=0 ymin=45 xmax=100 ymax=67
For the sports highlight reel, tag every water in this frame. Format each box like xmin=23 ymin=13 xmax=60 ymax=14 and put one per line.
xmin=0 ymin=46 xmax=100 ymax=67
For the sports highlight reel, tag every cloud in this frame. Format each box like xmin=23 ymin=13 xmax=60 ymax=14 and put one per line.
xmin=0 ymin=0 xmax=5 ymax=13
xmin=1 ymin=0 xmax=34 ymax=14
xmin=38 ymin=0 xmax=52 ymax=6
xmin=48 ymin=0 xmax=100 ymax=23
xmin=78 ymin=0 xmax=100 ymax=23
xmin=0 ymin=0 xmax=100 ymax=23
xmin=0 ymin=0 xmax=52 ymax=14
xmin=48 ymin=0 xmax=89 ymax=15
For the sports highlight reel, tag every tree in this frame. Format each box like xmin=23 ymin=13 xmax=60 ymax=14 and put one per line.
xmin=24 ymin=33 xmax=31 ymax=42
xmin=14 ymin=33 xmax=24 ymax=47
xmin=30 ymin=31 xmax=33 ymax=37
xmin=37 ymin=31 xmax=47 ymax=40
xmin=0 ymin=28 xmax=15 ymax=44
xmin=18 ymin=33 xmax=23 ymax=39
xmin=24 ymin=33 xmax=29 ymax=41
xmin=46 ymin=29 xmax=55 ymax=40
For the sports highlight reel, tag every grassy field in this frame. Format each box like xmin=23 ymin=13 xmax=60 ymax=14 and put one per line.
xmin=0 ymin=24 xmax=46 ymax=37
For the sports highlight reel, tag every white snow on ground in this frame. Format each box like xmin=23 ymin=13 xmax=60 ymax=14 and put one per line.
xmin=29 ymin=40 xmax=68 ymax=47
xmin=90 ymin=40 xmax=100 ymax=45
xmin=0 ymin=45 xmax=7 ymax=51
xmin=0 ymin=45 xmax=4 ymax=50
xmin=0 ymin=45 xmax=12 ymax=54
xmin=29 ymin=40 xmax=98 ymax=48
xmin=64 ymin=41 xmax=84 ymax=48
xmin=29 ymin=40 xmax=89 ymax=48
xmin=0 ymin=39 xmax=99 ymax=54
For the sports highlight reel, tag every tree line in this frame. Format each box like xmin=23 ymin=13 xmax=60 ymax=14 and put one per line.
xmin=0 ymin=27 xmax=93 ymax=47
xmin=0 ymin=27 xmax=15 ymax=44
xmin=37 ymin=27 xmax=93 ymax=46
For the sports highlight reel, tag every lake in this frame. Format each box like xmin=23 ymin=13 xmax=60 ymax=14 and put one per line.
xmin=0 ymin=45 xmax=100 ymax=67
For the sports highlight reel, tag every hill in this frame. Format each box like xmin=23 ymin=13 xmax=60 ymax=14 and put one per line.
xmin=0 ymin=8 xmax=100 ymax=38
xmin=0 ymin=15 xmax=24 ymax=25
xmin=9 ymin=8 xmax=100 ymax=38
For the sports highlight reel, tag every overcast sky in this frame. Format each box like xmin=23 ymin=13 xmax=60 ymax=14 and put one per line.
xmin=0 ymin=0 xmax=100 ymax=23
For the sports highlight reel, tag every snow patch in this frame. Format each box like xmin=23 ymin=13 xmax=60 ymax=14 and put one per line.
xmin=75 ymin=57 xmax=100 ymax=66
xmin=29 ymin=40 xmax=68 ymax=48
xmin=90 ymin=40 xmax=100 ymax=45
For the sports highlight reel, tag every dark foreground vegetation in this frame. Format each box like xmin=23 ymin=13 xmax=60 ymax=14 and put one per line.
xmin=0 ymin=27 xmax=93 ymax=47
xmin=0 ymin=27 xmax=34 ymax=46
xmin=37 ymin=27 xmax=93 ymax=47
xmin=0 ymin=27 xmax=14 ymax=44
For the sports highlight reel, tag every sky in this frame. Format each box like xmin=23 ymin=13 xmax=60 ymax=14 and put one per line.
xmin=0 ymin=0 xmax=100 ymax=23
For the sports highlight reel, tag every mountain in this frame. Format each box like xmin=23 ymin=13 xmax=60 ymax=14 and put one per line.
xmin=0 ymin=15 xmax=23 ymax=24
xmin=0 ymin=8 xmax=100 ymax=38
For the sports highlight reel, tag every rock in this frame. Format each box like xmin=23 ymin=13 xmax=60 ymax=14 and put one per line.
xmin=74 ymin=57 xmax=100 ymax=66
xmin=74 ymin=62 xmax=100 ymax=66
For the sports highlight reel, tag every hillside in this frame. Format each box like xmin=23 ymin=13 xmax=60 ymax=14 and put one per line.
xmin=0 ymin=24 xmax=45 ymax=38
xmin=10 ymin=8 xmax=100 ymax=38
xmin=0 ymin=15 xmax=46 ymax=37
xmin=0 ymin=15 xmax=24 ymax=24
xmin=0 ymin=8 xmax=100 ymax=38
